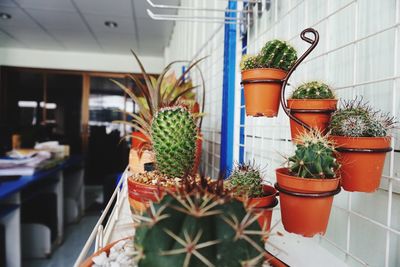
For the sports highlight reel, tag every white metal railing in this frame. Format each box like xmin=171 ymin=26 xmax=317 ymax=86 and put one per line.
xmin=74 ymin=169 xmax=130 ymax=267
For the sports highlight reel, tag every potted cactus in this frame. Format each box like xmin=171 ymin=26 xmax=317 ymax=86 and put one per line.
xmin=81 ymin=176 xmax=285 ymax=267
xmin=226 ymin=162 xmax=278 ymax=232
xmin=241 ymin=40 xmax=297 ymax=117
xmin=275 ymin=131 xmax=341 ymax=237
xmin=329 ymin=98 xmax=395 ymax=192
xmin=113 ymin=51 xmax=204 ymax=211
xmin=288 ymin=81 xmax=337 ymax=141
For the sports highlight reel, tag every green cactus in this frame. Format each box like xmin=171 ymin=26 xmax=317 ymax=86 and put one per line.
xmin=291 ymin=81 xmax=335 ymax=99
xmin=289 ymin=131 xmax=339 ymax=179
xmin=240 ymin=55 xmax=258 ymax=71
xmin=134 ymin=188 xmax=268 ymax=267
xmin=329 ymin=98 xmax=396 ymax=137
xmin=257 ymin=39 xmax=297 ymax=71
xmin=226 ymin=162 xmax=264 ymax=198
xmin=151 ymin=106 xmax=198 ymax=178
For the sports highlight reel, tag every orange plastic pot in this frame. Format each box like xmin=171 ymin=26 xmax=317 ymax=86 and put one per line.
xmin=242 ymin=68 xmax=287 ymax=117
xmin=275 ymin=168 xmax=340 ymax=237
xmin=131 ymin=131 xmax=149 ymax=149
xmin=238 ymin=185 xmax=278 ymax=233
xmin=287 ymin=99 xmax=337 ymax=141
xmin=330 ymin=136 xmax=391 ymax=192
xmin=192 ymin=133 xmax=203 ymax=175
xmin=128 ymin=177 xmax=167 ymax=212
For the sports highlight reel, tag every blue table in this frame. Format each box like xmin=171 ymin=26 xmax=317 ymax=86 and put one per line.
xmin=0 ymin=155 xmax=83 ymax=201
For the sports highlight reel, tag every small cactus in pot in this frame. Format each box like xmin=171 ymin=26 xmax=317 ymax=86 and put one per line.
xmin=288 ymin=81 xmax=338 ymax=141
xmin=275 ymin=131 xmax=341 ymax=237
xmin=241 ymin=40 xmax=298 ymax=117
xmin=226 ymin=162 xmax=278 ymax=232
xmin=329 ymin=98 xmax=396 ymax=192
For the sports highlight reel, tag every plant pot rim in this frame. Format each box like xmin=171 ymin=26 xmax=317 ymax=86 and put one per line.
xmin=330 ymin=135 xmax=391 ymax=140
xmin=287 ymin=98 xmax=337 ymax=101
xmin=241 ymin=67 xmax=287 ymax=73
xmin=275 ymin=167 xmax=341 ymax=183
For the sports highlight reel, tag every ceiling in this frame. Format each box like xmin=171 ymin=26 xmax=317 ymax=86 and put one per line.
xmin=0 ymin=0 xmax=179 ymax=56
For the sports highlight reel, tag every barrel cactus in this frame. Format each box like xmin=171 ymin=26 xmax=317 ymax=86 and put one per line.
xmin=151 ymin=106 xmax=198 ymax=178
xmin=291 ymin=81 xmax=335 ymax=99
xmin=289 ymin=131 xmax=339 ymax=179
xmin=226 ymin=162 xmax=264 ymax=198
xmin=240 ymin=55 xmax=258 ymax=71
xmin=133 ymin=179 xmax=269 ymax=267
xmin=257 ymin=40 xmax=297 ymax=71
xmin=329 ymin=98 xmax=396 ymax=137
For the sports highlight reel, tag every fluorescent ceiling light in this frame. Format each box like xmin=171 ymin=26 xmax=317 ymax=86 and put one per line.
xmin=18 ymin=101 xmax=37 ymax=108
xmin=39 ymin=102 xmax=57 ymax=109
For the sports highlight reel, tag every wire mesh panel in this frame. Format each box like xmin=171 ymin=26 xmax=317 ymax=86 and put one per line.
xmin=234 ymin=1 xmax=400 ymax=266
xmin=165 ymin=0 xmax=227 ymax=179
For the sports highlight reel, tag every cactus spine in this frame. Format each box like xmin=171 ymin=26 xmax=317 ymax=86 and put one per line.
xmin=329 ymin=99 xmax=395 ymax=137
xmin=134 ymin=191 xmax=268 ymax=267
xmin=151 ymin=106 xmax=198 ymax=178
xmin=257 ymin=40 xmax=298 ymax=71
xmin=289 ymin=131 xmax=339 ymax=179
xmin=291 ymin=81 xmax=335 ymax=99
xmin=240 ymin=55 xmax=258 ymax=71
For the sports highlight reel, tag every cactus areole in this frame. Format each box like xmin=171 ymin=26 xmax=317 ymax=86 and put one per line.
xmin=151 ymin=106 xmax=198 ymax=178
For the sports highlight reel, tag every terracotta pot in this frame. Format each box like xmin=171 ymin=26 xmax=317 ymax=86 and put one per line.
xmin=287 ymin=99 xmax=337 ymax=141
xmin=131 ymin=131 xmax=149 ymax=150
xmin=330 ymin=136 xmax=391 ymax=192
xmin=242 ymin=68 xmax=287 ymax=117
xmin=80 ymin=239 xmax=129 ymax=267
xmin=275 ymin=168 xmax=340 ymax=237
xmin=192 ymin=133 xmax=203 ymax=175
xmin=238 ymin=185 xmax=278 ymax=234
xmin=128 ymin=177 xmax=164 ymax=212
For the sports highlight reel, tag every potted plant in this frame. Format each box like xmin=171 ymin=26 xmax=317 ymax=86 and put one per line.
xmin=275 ymin=131 xmax=341 ymax=237
xmin=329 ymin=98 xmax=395 ymax=192
xmin=288 ymin=81 xmax=337 ymax=141
xmin=113 ymin=51 xmax=204 ymax=211
xmin=226 ymin=162 xmax=278 ymax=232
xmin=240 ymin=40 xmax=297 ymax=117
xmin=82 ymin=175 xmax=275 ymax=267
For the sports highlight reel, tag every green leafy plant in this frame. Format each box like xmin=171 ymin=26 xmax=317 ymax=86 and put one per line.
xmin=329 ymin=98 xmax=396 ymax=137
xmin=226 ymin=162 xmax=265 ymax=198
xmin=289 ymin=131 xmax=339 ymax=179
xmin=133 ymin=176 xmax=268 ymax=267
xmin=151 ymin=106 xmax=198 ymax=178
xmin=291 ymin=81 xmax=335 ymax=99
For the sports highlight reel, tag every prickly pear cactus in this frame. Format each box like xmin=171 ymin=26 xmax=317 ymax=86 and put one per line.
xmin=133 ymin=190 xmax=268 ymax=267
xmin=227 ymin=162 xmax=264 ymax=198
xmin=289 ymin=131 xmax=339 ymax=179
xmin=329 ymin=99 xmax=395 ymax=137
xmin=257 ymin=40 xmax=297 ymax=71
xmin=291 ymin=81 xmax=335 ymax=99
xmin=151 ymin=106 xmax=198 ymax=178
xmin=240 ymin=55 xmax=258 ymax=71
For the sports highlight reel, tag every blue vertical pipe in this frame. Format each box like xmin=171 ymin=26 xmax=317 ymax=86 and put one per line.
xmin=239 ymin=30 xmax=247 ymax=164
xmin=220 ymin=1 xmax=237 ymax=176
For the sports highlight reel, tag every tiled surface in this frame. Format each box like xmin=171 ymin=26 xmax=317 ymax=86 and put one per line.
xmin=23 ymin=215 xmax=98 ymax=267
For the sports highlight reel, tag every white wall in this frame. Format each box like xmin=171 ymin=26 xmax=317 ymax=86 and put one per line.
xmin=0 ymin=47 xmax=164 ymax=73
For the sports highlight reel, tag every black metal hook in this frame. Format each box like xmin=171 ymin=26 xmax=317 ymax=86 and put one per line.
xmin=280 ymin=28 xmax=320 ymax=132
